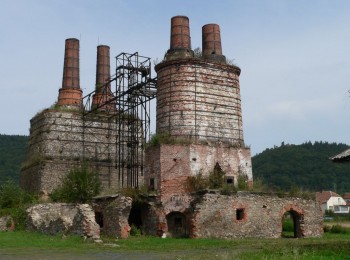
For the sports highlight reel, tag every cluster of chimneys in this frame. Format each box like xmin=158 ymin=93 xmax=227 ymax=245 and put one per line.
xmin=166 ymin=15 xmax=226 ymax=63
xmin=57 ymin=39 xmax=114 ymax=110
xmin=56 ymin=15 xmax=226 ymax=108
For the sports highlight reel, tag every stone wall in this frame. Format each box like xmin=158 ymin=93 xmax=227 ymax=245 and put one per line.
xmin=26 ymin=203 xmax=100 ymax=239
xmin=0 ymin=216 xmax=15 ymax=231
xmin=20 ymin=109 xmax=143 ymax=193
xmin=92 ymin=195 xmax=132 ymax=238
xmin=191 ymin=192 xmax=323 ymax=238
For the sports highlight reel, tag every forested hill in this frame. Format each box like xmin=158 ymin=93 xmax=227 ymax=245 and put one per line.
xmin=1 ymin=135 xmax=350 ymax=194
xmin=0 ymin=134 xmax=28 ymax=184
xmin=252 ymin=141 xmax=350 ymax=194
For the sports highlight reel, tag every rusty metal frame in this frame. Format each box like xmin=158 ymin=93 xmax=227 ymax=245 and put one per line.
xmin=82 ymin=52 xmax=157 ymax=188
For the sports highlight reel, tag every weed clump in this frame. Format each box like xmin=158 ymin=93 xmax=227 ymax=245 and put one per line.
xmin=50 ymin=162 xmax=101 ymax=203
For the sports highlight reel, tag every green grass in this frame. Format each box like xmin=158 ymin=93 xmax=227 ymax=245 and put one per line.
xmin=0 ymin=231 xmax=350 ymax=259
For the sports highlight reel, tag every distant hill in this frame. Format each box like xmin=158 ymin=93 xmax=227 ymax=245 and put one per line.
xmin=0 ymin=134 xmax=28 ymax=185
xmin=252 ymin=141 xmax=350 ymax=194
xmin=1 ymin=135 xmax=350 ymax=194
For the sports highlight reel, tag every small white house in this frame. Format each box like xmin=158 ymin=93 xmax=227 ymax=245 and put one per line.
xmin=316 ymin=191 xmax=349 ymax=214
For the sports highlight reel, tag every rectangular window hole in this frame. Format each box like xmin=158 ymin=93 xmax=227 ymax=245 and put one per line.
xmin=149 ymin=178 xmax=155 ymax=191
xmin=236 ymin=208 xmax=245 ymax=220
xmin=226 ymin=176 xmax=234 ymax=184
xmin=95 ymin=212 xmax=104 ymax=228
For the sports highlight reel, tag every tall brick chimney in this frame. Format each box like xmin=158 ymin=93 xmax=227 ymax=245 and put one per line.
xmin=202 ymin=24 xmax=226 ymax=63
xmin=57 ymin=38 xmax=83 ymax=108
xmin=91 ymin=45 xmax=115 ymax=111
xmin=165 ymin=15 xmax=194 ymax=60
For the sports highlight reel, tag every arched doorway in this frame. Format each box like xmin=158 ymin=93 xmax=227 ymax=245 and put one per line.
xmin=166 ymin=212 xmax=188 ymax=238
xmin=282 ymin=210 xmax=303 ymax=238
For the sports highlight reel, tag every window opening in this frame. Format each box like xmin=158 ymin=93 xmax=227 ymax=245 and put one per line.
xmin=236 ymin=208 xmax=245 ymax=220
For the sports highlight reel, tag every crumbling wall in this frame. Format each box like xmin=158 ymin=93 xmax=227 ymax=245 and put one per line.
xmin=92 ymin=195 xmax=132 ymax=238
xmin=145 ymin=144 xmax=252 ymax=203
xmin=26 ymin=203 xmax=100 ymax=239
xmin=191 ymin=192 xmax=323 ymax=238
xmin=0 ymin=216 xmax=15 ymax=231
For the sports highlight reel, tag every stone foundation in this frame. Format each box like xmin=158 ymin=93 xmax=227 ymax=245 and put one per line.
xmin=141 ymin=192 xmax=323 ymax=239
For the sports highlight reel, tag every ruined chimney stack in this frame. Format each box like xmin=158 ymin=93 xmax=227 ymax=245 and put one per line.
xmin=91 ymin=45 xmax=115 ymax=111
xmin=95 ymin=45 xmax=110 ymax=92
xmin=57 ymin=38 xmax=82 ymax=107
xmin=202 ymin=24 xmax=226 ymax=64
xmin=165 ymin=15 xmax=194 ymax=60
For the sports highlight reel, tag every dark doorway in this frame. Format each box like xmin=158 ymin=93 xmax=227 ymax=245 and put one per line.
xmin=282 ymin=210 xmax=303 ymax=238
xmin=128 ymin=201 xmax=144 ymax=236
xmin=166 ymin=212 xmax=188 ymax=238
xmin=95 ymin=211 xmax=104 ymax=228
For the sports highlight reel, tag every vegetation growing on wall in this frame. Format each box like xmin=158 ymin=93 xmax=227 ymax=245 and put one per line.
xmin=50 ymin=163 xmax=101 ymax=203
xmin=185 ymin=163 xmax=250 ymax=194
xmin=146 ymin=132 xmax=191 ymax=147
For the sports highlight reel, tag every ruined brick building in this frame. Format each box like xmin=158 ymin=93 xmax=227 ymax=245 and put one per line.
xmin=20 ymin=16 xmax=323 ymax=239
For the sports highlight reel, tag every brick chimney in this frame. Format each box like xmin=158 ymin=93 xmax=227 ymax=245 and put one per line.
xmin=202 ymin=24 xmax=226 ymax=63
xmin=57 ymin=38 xmax=83 ymax=108
xmin=165 ymin=15 xmax=194 ymax=60
xmin=91 ymin=45 xmax=115 ymax=111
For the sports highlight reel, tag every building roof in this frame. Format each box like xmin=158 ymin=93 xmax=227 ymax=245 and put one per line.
xmin=315 ymin=191 xmax=342 ymax=204
xmin=330 ymin=148 xmax=350 ymax=162
xmin=343 ymin=193 xmax=350 ymax=199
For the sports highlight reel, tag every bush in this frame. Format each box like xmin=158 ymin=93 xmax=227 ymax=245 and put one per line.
xmin=50 ymin=163 xmax=101 ymax=203
xmin=237 ymin=174 xmax=248 ymax=190
xmin=0 ymin=180 xmax=34 ymax=208
xmin=185 ymin=173 xmax=209 ymax=192
xmin=220 ymin=184 xmax=236 ymax=195
xmin=0 ymin=181 xmax=37 ymax=230
xmin=130 ymin=224 xmax=142 ymax=236
xmin=330 ymin=224 xmax=349 ymax=234
xmin=209 ymin=163 xmax=225 ymax=189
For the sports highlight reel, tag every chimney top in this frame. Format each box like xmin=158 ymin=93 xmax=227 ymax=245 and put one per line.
xmin=202 ymin=23 xmax=226 ymax=64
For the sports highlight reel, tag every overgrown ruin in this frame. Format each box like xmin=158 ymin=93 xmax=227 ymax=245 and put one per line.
xmin=20 ymin=16 xmax=323 ymax=239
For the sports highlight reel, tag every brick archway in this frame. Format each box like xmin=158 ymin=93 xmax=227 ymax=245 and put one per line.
xmin=280 ymin=205 xmax=305 ymax=238
xmin=166 ymin=211 xmax=189 ymax=238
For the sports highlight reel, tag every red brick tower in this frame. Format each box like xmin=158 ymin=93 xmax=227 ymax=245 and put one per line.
xmin=144 ymin=16 xmax=252 ymax=237
xmin=57 ymin=38 xmax=83 ymax=108
xmin=91 ymin=45 xmax=116 ymax=111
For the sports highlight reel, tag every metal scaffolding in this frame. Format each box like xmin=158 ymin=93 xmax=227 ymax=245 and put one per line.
xmin=82 ymin=52 xmax=157 ymax=188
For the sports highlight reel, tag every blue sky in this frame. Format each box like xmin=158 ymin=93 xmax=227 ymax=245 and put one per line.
xmin=1 ymin=0 xmax=350 ymax=155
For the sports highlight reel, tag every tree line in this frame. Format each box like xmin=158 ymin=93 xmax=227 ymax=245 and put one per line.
xmin=1 ymin=135 xmax=350 ymax=194
xmin=252 ymin=141 xmax=350 ymax=194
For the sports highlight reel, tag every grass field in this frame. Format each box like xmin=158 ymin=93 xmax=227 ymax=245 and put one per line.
xmin=0 ymin=231 xmax=350 ymax=259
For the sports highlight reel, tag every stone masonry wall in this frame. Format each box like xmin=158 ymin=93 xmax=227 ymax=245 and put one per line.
xmin=92 ymin=195 xmax=132 ymax=239
xmin=26 ymin=203 xmax=100 ymax=239
xmin=191 ymin=192 xmax=324 ymax=238
xmin=20 ymin=109 xmax=142 ymax=193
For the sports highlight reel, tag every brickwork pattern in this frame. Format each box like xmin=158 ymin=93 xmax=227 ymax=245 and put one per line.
xmin=191 ymin=192 xmax=324 ymax=238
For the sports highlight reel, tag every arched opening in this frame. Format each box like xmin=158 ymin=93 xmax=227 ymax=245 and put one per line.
xmin=166 ymin=211 xmax=188 ymax=238
xmin=128 ymin=201 xmax=146 ymax=236
xmin=282 ymin=210 xmax=303 ymax=238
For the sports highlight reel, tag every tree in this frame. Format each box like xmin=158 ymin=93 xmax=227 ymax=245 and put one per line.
xmin=51 ymin=163 xmax=101 ymax=203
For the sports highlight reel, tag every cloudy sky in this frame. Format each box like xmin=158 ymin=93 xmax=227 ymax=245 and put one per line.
xmin=1 ymin=0 xmax=350 ymax=155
